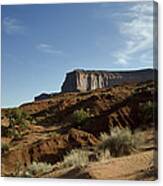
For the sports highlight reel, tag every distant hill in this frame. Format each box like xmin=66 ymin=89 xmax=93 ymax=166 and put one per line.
xmin=35 ymin=68 xmax=157 ymax=101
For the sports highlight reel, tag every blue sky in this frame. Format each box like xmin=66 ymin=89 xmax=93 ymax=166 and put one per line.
xmin=1 ymin=1 xmax=155 ymax=107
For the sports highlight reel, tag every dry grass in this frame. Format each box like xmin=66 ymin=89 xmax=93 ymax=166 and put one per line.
xmin=62 ymin=149 xmax=90 ymax=168
xmin=24 ymin=161 xmax=53 ymax=177
xmin=98 ymin=127 xmax=144 ymax=157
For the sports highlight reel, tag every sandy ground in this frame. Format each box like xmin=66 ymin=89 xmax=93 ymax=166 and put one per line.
xmin=46 ymin=150 xmax=157 ymax=180
xmin=84 ymin=150 xmax=157 ymax=180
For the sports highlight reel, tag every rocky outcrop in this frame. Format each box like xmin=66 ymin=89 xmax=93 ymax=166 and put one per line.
xmin=34 ymin=93 xmax=58 ymax=102
xmin=61 ymin=69 xmax=157 ymax=92
xmin=2 ymin=80 xmax=157 ymax=177
xmin=34 ymin=93 xmax=49 ymax=101
xmin=1 ymin=128 xmax=99 ymax=176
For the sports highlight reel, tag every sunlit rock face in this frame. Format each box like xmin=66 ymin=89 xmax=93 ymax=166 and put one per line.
xmin=61 ymin=69 xmax=156 ymax=92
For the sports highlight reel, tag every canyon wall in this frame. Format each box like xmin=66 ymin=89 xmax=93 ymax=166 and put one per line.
xmin=61 ymin=69 xmax=156 ymax=92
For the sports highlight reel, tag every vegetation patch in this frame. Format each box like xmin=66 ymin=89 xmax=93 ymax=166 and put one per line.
xmin=7 ymin=108 xmax=32 ymax=129
xmin=138 ymin=101 xmax=157 ymax=129
xmin=24 ymin=162 xmax=53 ymax=177
xmin=2 ymin=108 xmax=34 ymax=139
xmin=72 ymin=108 xmax=90 ymax=125
xmin=98 ymin=127 xmax=144 ymax=157
xmin=1 ymin=143 xmax=10 ymax=154
xmin=62 ymin=149 xmax=90 ymax=168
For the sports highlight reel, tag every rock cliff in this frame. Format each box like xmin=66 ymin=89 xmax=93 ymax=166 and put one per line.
xmin=61 ymin=69 xmax=156 ymax=92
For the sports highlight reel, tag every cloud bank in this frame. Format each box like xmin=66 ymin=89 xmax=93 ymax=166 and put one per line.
xmin=36 ymin=43 xmax=63 ymax=55
xmin=114 ymin=2 xmax=154 ymax=65
xmin=3 ymin=17 xmax=25 ymax=34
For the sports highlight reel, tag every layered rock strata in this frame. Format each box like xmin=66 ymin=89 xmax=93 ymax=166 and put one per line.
xmin=61 ymin=69 xmax=156 ymax=92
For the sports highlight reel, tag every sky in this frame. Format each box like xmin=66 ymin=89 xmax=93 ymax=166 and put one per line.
xmin=1 ymin=1 xmax=156 ymax=108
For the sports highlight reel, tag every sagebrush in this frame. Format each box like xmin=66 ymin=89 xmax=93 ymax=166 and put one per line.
xmin=62 ymin=149 xmax=90 ymax=168
xmin=98 ymin=127 xmax=144 ymax=157
xmin=24 ymin=161 xmax=53 ymax=177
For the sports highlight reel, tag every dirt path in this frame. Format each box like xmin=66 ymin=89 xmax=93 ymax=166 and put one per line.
xmin=83 ymin=150 xmax=157 ymax=180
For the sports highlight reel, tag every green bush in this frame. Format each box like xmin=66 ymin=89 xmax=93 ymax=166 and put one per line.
xmin=24 ymin=161 xmax=53 ymax=177
xmin=98 ymin=127 xmax=143 ymax=157
xmin=72 ymin=108 xmax=90 ymax=125
xmin=62 ymin=149 xmax=90 ymax=168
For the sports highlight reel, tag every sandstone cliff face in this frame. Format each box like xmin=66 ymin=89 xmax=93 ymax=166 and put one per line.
xmin=61 ymin=69 xmax=156 ymax=92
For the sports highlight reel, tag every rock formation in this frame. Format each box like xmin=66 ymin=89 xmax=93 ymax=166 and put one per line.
xmin=61 ymin=69 xmax=156 ymax=92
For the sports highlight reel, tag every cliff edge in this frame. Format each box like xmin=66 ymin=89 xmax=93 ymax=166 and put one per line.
xmin=61 ymin=69 xmax=156 ymax=92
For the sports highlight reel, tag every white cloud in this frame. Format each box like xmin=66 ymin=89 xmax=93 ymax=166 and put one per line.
xmin=3 ymin=17 xmax=25 ymax=34
xmin=115 ymin=52 xmax=129 ymax=65
xmin=36 ymin=43 xmax=63 ymax=55
xmin=114 ymin=2 xmax=154 ymax=65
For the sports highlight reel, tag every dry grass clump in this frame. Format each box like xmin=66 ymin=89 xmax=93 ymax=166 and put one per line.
xmin=24 ymin=161 xmax=53 ymax=177
xmin=99 ymin=132 xmax=109 ymax=141
xmin=62 ymin=149 xmax=90 ymax=168
xmin=98 ymin=127 xmax=144 ymax=157
xmin=6 ymin=161 xmax=53 ymax=177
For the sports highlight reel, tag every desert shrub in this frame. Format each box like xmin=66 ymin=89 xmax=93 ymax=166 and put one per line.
xmin=99 ymin=132 xmax=109 ymax=141
xmin=3 ymin=108 xmax=33 ymax=139
xmin=138 ymin=101 xmax=157 ymax=128
xmin=4 ymin=128 xmax=22 ymax=139
xmin=62 ymin=149 xmax=90 ymax=168
xmin=72 ymin=108 xmax=90 ymax=125
xmin=7 ymin=108 xmax=32 ymax=129
xmin=1 ymin=143 xmax=10 ymax=154
xmin=24 ymin=161 xmax=53 ymax=177
xmin=98 ymin=127 xmax=143 ymax=157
